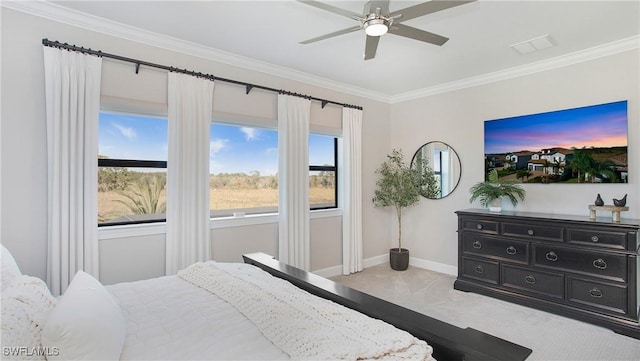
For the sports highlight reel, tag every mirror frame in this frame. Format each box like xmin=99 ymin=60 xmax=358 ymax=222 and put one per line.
xmin=410 ymin=141 xmax=462 ymax=199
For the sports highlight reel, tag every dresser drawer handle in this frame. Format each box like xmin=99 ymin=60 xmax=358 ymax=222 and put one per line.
xmin=472 ymin=241 xmax=482 ymax=249
xmin=591 ymin=235 xmax=599 ymax=243
xmin=545 ymin=251 xmax=558 ymax=262
xmin=506 ymin=246 xmax=517 ymax=255
xmin=474 ymin=265 xmax=485 ymax=274
xmin=593 ymin=258 xmax=607 ymax=270
xmin=476 ymin=224 xmax=483 ymax=230
xmin=589 ymin=288 xmax=603 ymax=298
xmin=524 ymin=275 xmax=536 ymax=285
xmin=527 ymin=229 xmax=534 ymax=236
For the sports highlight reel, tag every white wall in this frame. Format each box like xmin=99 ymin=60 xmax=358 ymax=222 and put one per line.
xmin=99 ymin=231 xmax=166 ymax=285
xmin=391 ymin=49 xmax=640 ymax=268
xmin=5 ymin=6 xmax=634 ymax=282
xmin=0 ymin=8 xmax=392 ymax=281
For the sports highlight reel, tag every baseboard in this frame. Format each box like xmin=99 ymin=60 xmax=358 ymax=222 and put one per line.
xmin=409 ymin=256 xmax=458 ymax=276
xmin=313 ymin=253 xmax=456 ymax=278
xmin=313 ymin=265 xmax=343 ymax=278
xmin=313 ymin=253 xmax=388 ymax=278
xmin=363 ymin=253 xmax=389 ymax=268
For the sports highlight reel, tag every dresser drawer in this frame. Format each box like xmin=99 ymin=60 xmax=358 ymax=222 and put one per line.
xmin=567 ymin=228 xmax=629 ymax=250
xmin=534 ymin=245 xmax=628 ymax=282
xmin=567 ymin=277 xmax=628 ymax=316
xmin=501 ymin=265 xmax=564 ymax=300
xmin=460 ymin=218 xmax=499 ymax=235
xmin=502 ymin=222 xmax=564 ymax=242
xmin=462 ymin=234 xmax=529 ymax=265
xmin=461 ymin=257 xmax=499 ymax=285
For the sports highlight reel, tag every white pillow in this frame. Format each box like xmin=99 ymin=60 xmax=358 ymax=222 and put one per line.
xmin=1 ymin=244 xmax=22 ymax=290
xmin=1 ymin=275 xmax=57 ymax=361
xmin=41 ymin=271 xmax=126 ymax=361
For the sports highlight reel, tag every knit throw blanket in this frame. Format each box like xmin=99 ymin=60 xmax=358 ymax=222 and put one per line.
xmin=178 ymin=262 xmax=434 ymax=361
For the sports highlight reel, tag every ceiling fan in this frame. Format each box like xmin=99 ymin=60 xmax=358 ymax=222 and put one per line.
xmin=297 ymin=0 xmax=476 ymax=60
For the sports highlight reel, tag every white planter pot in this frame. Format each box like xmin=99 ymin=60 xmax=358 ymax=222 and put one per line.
xmin=489 ymin=198 xmax=502 ymax=212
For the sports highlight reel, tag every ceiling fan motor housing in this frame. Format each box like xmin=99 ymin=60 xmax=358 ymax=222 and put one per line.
xmin=363 ymin=13 xmax=392 ymax=36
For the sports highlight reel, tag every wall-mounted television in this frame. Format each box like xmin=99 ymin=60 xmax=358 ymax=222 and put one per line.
xmin=484 ymin=100 xmax=628 ymax=183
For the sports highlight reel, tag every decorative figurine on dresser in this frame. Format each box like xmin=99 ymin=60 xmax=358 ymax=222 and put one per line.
xmin=588 ymin=193 xmax=630 ymax=223
xmin=454 ymin=209 xmax=640 ymax=339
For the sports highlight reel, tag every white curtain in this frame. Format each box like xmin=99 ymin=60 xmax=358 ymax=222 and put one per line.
xmin=43 ymin=47 xmax=102 ymax=296
xmin=341 ymin=108 xmax=363 ymax=274
xmin=277 ymin=95 xmax=311 ymax=270
xmin=166 ymin=73 xmax=215 ymax=275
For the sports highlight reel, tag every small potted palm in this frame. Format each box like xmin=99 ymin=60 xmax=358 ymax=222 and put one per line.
xmin=469 ymin=169 xmax=526 ymax=212
xmin=372 ymin=149 xmax=421 ymax=271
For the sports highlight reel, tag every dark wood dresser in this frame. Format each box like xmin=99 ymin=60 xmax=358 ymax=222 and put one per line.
xmin=455 ymin=209 xmax=640 ymax=339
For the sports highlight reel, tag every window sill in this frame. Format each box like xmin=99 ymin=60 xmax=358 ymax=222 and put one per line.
xmin=210 ymin=212 xmax=278 ymax=229
xmin=98 ymin=222 xmax=166 ymax=240
xmin=310 ymin=208 xmax=343 ymax=219
xmin=98 ymin=208 xmax=343 ymax=239
xmin=210 ymin=208 xmax=342 ymax=228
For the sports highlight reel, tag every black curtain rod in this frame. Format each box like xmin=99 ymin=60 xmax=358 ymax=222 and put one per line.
xmin=42 ymin=38 xmax=362 ymax=110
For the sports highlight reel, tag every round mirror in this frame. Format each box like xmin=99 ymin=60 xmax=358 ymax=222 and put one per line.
xmin=411 ymin=141 xmax=462 ymax=199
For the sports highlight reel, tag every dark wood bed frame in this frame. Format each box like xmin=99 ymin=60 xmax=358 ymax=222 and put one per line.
xmin=243 ymin=252 xmax=532 ymax=361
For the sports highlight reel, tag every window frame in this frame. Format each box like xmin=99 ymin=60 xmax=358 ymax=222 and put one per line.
xmin=97 ymin=158 xmax=168 ymax=227
xmin=98 ymin=159 xmax=167 ymax=169
xmin=309 ymin=137 xmax=338 ymax=211
xmin=97 ymin=110 xmax=168 ymax=227
xmin=208 ymin=121 xmax=280 ymax=218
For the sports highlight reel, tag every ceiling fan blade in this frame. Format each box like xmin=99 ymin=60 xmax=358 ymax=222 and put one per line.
xmin=388 ymin=23 xmax=449 ymax=46
xmin=299 ymin=25 xmax=362 ymax=44
xmin=390 ymin=0 xmax=476 ymax=23
xmin=363 ymin=35 xmax=380 ymax=60
xmin=297 ymin=0 xmax=362 ymax=20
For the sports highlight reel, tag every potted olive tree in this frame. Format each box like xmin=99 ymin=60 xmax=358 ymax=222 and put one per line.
xmin=469 ymin=169 xmax=526 ymax=212
xmin=372 ymin=149 xmax=421 ymax=271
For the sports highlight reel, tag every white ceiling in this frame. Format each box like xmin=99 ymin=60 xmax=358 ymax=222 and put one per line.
xmin=23 ymin=1 xmax=640 ymax=100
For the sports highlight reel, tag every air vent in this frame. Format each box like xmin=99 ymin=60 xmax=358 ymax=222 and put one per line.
xmin=510 ymin=35 xmax=554 ymax=54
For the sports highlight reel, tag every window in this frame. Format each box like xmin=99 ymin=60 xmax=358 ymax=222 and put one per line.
xmin=208 ymin=125 xmax=338 ymax=217
xmin=309 ymin=134 xmax=338 ymax=210
xmin=98 ymin=112 xmax=167 ymax=226
xmin=432 ymin=149 xmax=443 ymax=193
xmin=209 ymin=122 xmax=279 ymax=217
xmin=431 ymin=147 xmax=453 ymax=198
xmin=99 ymin=116 xmax=339 ymax=225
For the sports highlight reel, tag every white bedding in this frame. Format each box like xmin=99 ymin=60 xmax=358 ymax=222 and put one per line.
xmin=108 ymin=262 xmax=434 ymax=361
xmin=106 ymin=275 xmax=288 ymax=360
xmin=2 ymin=241 xmax=435 ymax=361
xmin=179 ymin=262 xmax=433 ymax=361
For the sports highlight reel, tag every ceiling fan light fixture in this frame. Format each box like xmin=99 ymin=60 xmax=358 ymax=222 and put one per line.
xmin=363 ymin=16 xmax=390 ymax=36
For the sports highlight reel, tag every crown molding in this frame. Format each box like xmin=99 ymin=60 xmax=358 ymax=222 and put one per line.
xmin=389 ymin=35 xmax=640 ymax=104
xmin=4 ymin=1 xmax=638 ymax=105
xmin=2 ymin=0 xmax=391 ymax=103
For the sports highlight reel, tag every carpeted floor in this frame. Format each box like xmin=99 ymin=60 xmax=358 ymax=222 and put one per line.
xmin=330 ymin=263 xmax=640 ymax=361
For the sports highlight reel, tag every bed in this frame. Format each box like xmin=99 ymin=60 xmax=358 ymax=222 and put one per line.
xmin=1 ymin=245 xmax=531 ymax=361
